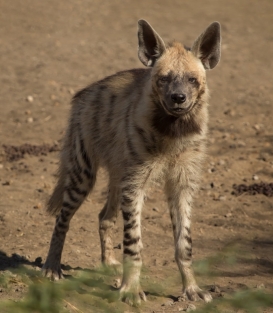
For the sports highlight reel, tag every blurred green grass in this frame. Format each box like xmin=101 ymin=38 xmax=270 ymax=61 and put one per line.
xmin=0 ymin=248 xmax=272 ymax=313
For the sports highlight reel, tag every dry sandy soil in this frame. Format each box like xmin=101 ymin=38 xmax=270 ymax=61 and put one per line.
xmin=0 ymin=0 xmax=273 ymax=312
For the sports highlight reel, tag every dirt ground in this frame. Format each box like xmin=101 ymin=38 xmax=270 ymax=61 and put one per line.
xmin=0 ymin=0 xmax=273 ymax=312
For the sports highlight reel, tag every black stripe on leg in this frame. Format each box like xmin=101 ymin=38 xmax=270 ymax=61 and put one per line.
xmin=124 ymin=232 xmax=132 ymax=240
xmin=62 ymin=210 xmax=72 ymax=219
xmin=185 ymin=226 xmax=191 ymax=234
xmin=71 ymin=186 xmax=87 ymax=197
xmin=185 ymin=235 xmax=192 ymax=244
xmin=123 ymin=237 xmax=140 ymax=246
xmin=185 ymin=246 xmax=192 ymax=257
xmin=57 ymin=221 xmax=68 ymax=229
xmin=79 ymin=137 xmax=91 ymax=169
xmin=72 ymin=169 xmax=83 ymax=185
xmin=69 ymin=172 xmax=83 ymax=186
xmin=60 ymin=214 xmax=68 ymax=224
xmin=66 ymin=188 xmax=79 ymax=203
xmin=121 ymin=185 xmax=137 ymax=200
xmin=124 ymin=248 xmax=139 ymax=257
xmin=83 ymin=169 xmax=92 ymax=180
xmin=121 ymin=195 xmax=134 ymax=206
xmin=124 ymin=220 xmax=136 ymax=232
xmin=63 ymin=201 xmax=76 ymax=210
xmin=122 ymin=210 xmax=133 ymax=221
xmin=74 ymin=154 xmax=83 ymax=174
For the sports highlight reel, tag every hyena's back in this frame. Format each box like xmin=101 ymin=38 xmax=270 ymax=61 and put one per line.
xmin=47 ymin=68 xmax=152 ymax=215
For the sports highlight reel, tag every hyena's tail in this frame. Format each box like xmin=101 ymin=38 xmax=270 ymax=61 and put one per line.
xmin=47 ymin=166 xmax=66 ymax=216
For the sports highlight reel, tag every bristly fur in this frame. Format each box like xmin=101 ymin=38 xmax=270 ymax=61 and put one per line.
xmin=43 ymin=19 xmax=221 ymax=306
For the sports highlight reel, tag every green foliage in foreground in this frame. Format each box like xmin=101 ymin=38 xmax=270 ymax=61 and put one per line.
xmin=195 ymin=290 xmax=273 ymax=313
xmin=0 ymin=255 xmax=272 ymax=313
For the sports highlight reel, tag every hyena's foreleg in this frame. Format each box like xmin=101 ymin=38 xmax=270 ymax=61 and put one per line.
xmin=43 ymin=137 xmax=97 ymax=280
xmin=118 ymin=172 xmax=149 ymax=306
xmin=165 ymin=168 xmax=212 ymax=303
xmin=99 ymin=181 xmax=121 ymax=271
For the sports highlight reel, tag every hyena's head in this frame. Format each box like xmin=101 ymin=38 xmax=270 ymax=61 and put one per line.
xmin=138 ymin=20 xmax=221 ymax=118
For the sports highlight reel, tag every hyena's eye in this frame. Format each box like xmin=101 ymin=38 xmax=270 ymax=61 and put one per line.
xmin=159 ymin=76 xmax=169 ymax=83
xmin=189 ymin=77 xmax=197 ymax=84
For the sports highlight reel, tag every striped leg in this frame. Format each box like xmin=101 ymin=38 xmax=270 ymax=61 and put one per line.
xmin=119 ymin=181 xmax=146 ymax=307
xmin=43 ymin=137 xmax=97 ymax=280
xmin=165 ymin=174 xmax=212 ymax=303
xmin=99 ymin=183 xmax=121 ymax=271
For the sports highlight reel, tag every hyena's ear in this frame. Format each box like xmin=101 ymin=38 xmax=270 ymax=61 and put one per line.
xmin=138 ymin=19 xmax=166 ymax=67
xmin=191 ymin=22 xmax=221 ymax=70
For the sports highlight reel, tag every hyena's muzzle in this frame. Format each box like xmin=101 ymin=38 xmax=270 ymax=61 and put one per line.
xmin=155 ymin=73 xmax=200 ymax=116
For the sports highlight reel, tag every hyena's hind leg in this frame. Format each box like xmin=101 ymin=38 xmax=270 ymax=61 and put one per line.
xmin=99 ymin=181 xmax=122 ymax=272
xmin=43 ymin=139 xmax=98 ymax=281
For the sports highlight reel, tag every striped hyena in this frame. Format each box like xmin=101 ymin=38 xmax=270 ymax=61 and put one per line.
xmin=43 ymin=20 xmax=221 ymax=306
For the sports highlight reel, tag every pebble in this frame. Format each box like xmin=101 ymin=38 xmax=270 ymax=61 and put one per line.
xmin=113 ymin=278 xmax=121 ymax=288
xmin=237 ymin=140 xmax=246 ymax=147
xmin=219 ymin=195 xmax=226 ymax=201
xmin=152 ymin=207 xmax=160 ymax=212
xmin=0 ymin=164 xmax=3 ymax=169
xmin=33 ymin=203 xmax=42 ymax=209
xmin=218 ymin=159 xmax=225 ymax=166
xmin=26 ymin=95 xmax=34 ymax=102
xmin=27 ymin=117 xmax=33 ymax=123
xmin=210 ymin=284 xmax=221 ymax=293
xmin=224 ymin=109 xmax=235 ymax=117
xmin=201 ymin=183 xmax=212 ymax=190
xmin=224 ymin=212 xmax=232 ymax=218
xmin=186 ymin=304 xmax=196 ymax=311
xmin=178 ymin=295 xmax=187 ymax=302
xmin=2 ymin=180 xmax=11 ymax=186
xmin=253 ymin=124 xmax=260 ymax=131
xmin=256 ymin=283 xmax=265 ymax=289
xmin=252 ymin=174 xmax=259 ymax=181
xmin=162 ymin=299 xmax=174 ymax=306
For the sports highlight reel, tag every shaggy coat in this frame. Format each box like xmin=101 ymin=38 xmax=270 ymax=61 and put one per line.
xmin=43 ymin=19 xmax=221 ymax=306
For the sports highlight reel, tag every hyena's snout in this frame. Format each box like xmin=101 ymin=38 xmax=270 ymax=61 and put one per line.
xmin=165 ymin=92 xmax=191 ymax=115
xmin=171 ymin=93 xmax=187 ymax=113
xmin=171 ymin=93 xmax=186 ymax=104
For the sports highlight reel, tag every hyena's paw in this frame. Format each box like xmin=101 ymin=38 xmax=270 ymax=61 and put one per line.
xmin=182 ymin=285 xmax=212 ymax=303
xmin=119 ymin=284 xmax=146 ymax=307
xmin=42 ymin=262 xmax=64 ymax=281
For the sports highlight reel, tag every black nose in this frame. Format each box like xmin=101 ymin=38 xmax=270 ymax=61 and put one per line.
xmin=171 ymin=93 xmax=186 ymax=104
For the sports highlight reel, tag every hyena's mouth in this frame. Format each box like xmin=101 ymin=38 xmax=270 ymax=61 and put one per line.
xmin=163 ymin=101 xmax=193 ymax=116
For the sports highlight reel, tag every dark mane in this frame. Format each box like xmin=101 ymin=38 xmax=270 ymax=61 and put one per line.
xmin=151 ymin=99 xmax=202 ymax=138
